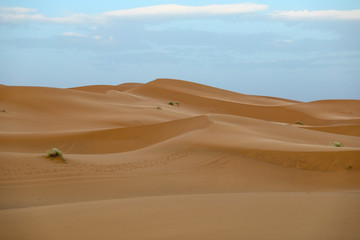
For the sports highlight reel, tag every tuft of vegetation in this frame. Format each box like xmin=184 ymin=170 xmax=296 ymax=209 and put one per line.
xmin=46 ymin=148 xmax=66 ymax=163
xmin=156 ymin=106 xmax=162 ymax=110
xmin=347 ymin=165 xmax=353 ymax=170
xmin=294 ymin=121 xmax=304 ymax=125
xmin=1 ymin=109 xmax=6 ymax=112
xmin=168 ymin=101 xmax=181 ymax=107
xmin=331 ymin=141 xmax=344 ymax=147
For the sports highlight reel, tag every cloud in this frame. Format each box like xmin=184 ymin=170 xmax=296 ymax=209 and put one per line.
xmin=0 ymin=3 xmax=268 ymax=25
xmin=4 ymin=4 xmax=359 ymax=26
xmin=0 ymin=7 xmax=48 ymax=23
xmin=271 ymin=9 xmax=360 ymax=21
xmin=62 ymin=32 xmax=87 ymax=38
xmin=102 ymin=3 xmax=268 ymax=18
xmin=0 ymin=7 xmax=36 ymax=14
xmin=61 ymin=32 xmax=103 ymax=40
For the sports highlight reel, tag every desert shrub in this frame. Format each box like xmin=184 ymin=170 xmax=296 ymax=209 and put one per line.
xmin=46 ymin=148 xmax=66 ymax=162
xmin=156 ymin=106 xmax=162 ymax=110
xmin=294 ymin=121 xmax=304 ymax=125
xmin=168 ymin=101 xmax=181 ymax=107
xmin=331 ymin=141 xmax=343 ymax=147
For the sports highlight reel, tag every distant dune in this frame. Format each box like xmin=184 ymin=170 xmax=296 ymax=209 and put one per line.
xmin=1 ymin=79 xmax=359 ymax=239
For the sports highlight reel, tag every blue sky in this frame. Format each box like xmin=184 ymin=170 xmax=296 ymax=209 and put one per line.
xmin=0 ymin=1 xmax=359 ymax=101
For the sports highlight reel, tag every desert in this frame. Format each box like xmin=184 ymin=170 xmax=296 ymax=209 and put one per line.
xmin=0 ymin=78 xmax=360 ymax=239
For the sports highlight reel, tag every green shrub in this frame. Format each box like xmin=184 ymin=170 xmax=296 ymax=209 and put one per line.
xmin=294 ymin=121 xmax=304 ymax=125
xmin=331 ymin=141 xmax=343 ymax=147
xmin=46 ymin=148 xmax=66 ymax=163
xmin=168 ymin=101 xmax=181 ymax=107
xmin=156 ymin=106 xmax=162 ymax=110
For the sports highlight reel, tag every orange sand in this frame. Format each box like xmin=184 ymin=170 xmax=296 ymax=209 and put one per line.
xmin=1 ymin=79 xmax=359 ymax=239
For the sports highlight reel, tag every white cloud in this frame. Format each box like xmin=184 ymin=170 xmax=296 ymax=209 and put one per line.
xmin=0 ymin=7 xmax=48 ymax=23
xmin=62 ymin=32 xmax=87 ymax=37
xmin=102 ymin=3 xmax=268 ymax=18
xmin=271 ymin=9 xmax=360 ymax=21
xmin=0 ymin=3 xmax=268 ymax=25
xmin=61 ymin=32 xmax=103 ymax=40
xmin=0 ymin=7 xmax=36 ymax=14
xmin=3 ymin=4 xmax=359 ymax=26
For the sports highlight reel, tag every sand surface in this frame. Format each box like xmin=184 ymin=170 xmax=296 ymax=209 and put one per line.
xmin=1 ymin=78 xmax=360 ymax=239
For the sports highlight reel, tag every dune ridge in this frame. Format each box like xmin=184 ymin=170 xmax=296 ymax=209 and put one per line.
xmin=0 ymin=115 xmax=212 ymax=154
xmin=1 ymin=78 xmax=360 ymax=239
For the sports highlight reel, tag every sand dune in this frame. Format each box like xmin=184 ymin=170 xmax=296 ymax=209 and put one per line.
xmin=1 ymin=78 xmax=360 ymax=239
xmin=304 ymin=124 xmax=360 ymax=137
